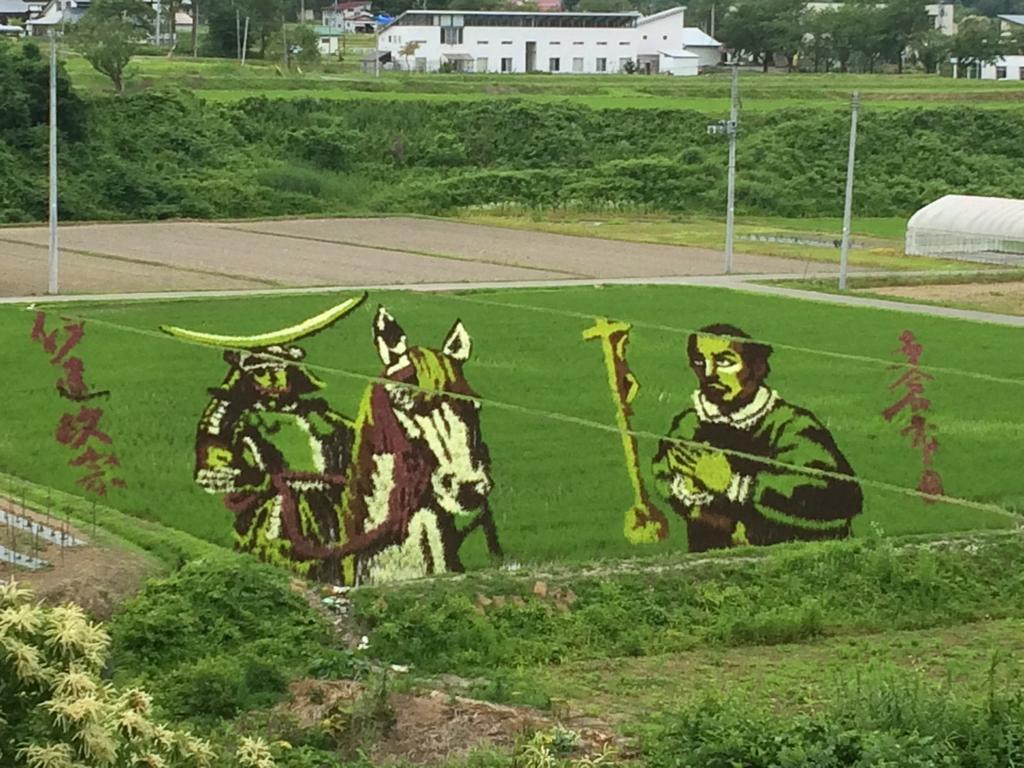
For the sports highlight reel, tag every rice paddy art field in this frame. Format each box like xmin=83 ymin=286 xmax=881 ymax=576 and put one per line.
xmin=2 ymin=284 xmax=1021 ymax=569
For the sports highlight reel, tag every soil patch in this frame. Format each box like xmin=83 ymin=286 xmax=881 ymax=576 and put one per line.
xmin=863 ymin=281 xmax=1024 ymax=316
xmin=0 ymin=217 xmax=803 ymax=297
xmin=280 ymin=679 xmax=618 ymax=765
xmin=0 ymin=497 xmax=159 ymax=619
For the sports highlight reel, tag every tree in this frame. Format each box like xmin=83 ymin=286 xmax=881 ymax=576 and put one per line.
xmin=949 ymin=15 xmax=1006 ymax=76
xmin=204 ymin=0 xmax=289 ymax=58
xmin=717 ymin=0 xmax=804 ymax=71
xmin=67 ymin=0 xmax=153 ymax=92
xmin=912 ymin=28 xmax=952 ymax=73
xmin=399 ymin=39 xmax=422 ymax=71
xmin=879 ymin=0 xmax=931 ymax=72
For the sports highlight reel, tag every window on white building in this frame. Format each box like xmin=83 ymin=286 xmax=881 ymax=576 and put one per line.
xmin=479 ymin=39 xmax=489 ymax=44
xmin=619 ymin=57 xmax=631 ymax=70
xmin=572 ymin=56 xmax=583 ymax=72
xmin=1019 ymin=67 xmax=1024 ymax=80
xmin=619 ymin=41 xmax=630 ymax=45
xmin=415 ymin=57 xmax=427 ymax=72
xmin=551 ymin=41 xmax=560 ymax=45
xmin=501 ymin=56 xmax=513 ymax=72
xmin=596 ymin=57 xmax=607 ymax=72
xmin=573 ymin=41 xmax=583 ymax=45
xmin=996 ymin=66 xmax=1007 ymax=79
xmin=441 ymin=26 xmax=463 ymax=44
xmin=549 ymin=57 xmax=560 ymax=72
xmin=476 ymin=57 xmax=488 ymax=72
xmin=502 ymin=40 xmax=512 ymax=45
xmin=642 ymin=34 xmax=647 ymax=39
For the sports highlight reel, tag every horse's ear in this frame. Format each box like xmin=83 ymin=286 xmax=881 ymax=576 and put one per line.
xmin=442 ymin=319 xmax=472 ymax=362
xmin=374 ymin=306 xmax=407 ymax=366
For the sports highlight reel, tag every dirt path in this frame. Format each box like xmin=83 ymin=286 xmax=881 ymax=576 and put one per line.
xmin=0 ymin=217 xmax=806 ymax=297
xmin=863 ymin=281 xmax=1024 ymax=317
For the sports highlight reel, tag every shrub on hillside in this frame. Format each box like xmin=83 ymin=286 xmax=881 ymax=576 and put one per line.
xmin=108 ymin=558 xmax=354 ymax=724
xmin=0 ymin=579 xmax=280 ymax=768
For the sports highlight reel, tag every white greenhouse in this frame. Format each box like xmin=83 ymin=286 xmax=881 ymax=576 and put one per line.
xmin=905 ymin=195 xmax=1024 ymax=265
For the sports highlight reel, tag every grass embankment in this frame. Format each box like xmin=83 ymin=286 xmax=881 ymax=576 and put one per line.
xmin=2 ymin=285 xmax=1022 ymax=565
xmin=770 ymin=270 xmax=1024 ymax=316
xmin=93 ymin=530 xmax=1024 ymax=766
xmin=456 ymin=211 xmax=958 ymax=272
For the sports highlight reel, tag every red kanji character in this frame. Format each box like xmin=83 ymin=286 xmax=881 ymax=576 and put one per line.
xmin=888 ymin=367 xmax=934 ymax=392
xmin=918 ymin=469 xmax=944 ymax=503
xmin=30 ymin=311 xmax=59 ymax=354
xmin=882 ymin=387 xmax=932 ymax=422
xmin=51 ymin=321 xmax=85 ymax=364
xmin=70 ymin=447 xmax=123 ymax=497
xmin=899 ymin=414 xmax=940 ymax=460
xmin=55 ymin=407 xmax=112 ymax=449
xmin=57 ymin=357 xmax=89 ymax=400
xmin=898 ymin=330 xmax=924 ymax=365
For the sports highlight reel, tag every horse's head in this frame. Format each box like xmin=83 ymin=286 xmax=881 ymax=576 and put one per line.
xmin=371 ymin=306 xmax=492 ymax=516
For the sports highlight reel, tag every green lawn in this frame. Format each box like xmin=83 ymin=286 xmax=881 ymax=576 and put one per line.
xmin=61 ymin=53 xmax=1024 ymax=112
xmin=3 ymin=285 xmax=1021 ymax=569
xmin=456 ymin=212 xmax=962 ymax=272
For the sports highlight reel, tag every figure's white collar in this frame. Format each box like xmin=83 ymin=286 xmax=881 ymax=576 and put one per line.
xmin=694 ymin=386 xmax=777 ymax=431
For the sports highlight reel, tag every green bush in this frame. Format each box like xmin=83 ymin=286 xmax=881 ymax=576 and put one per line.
xmin=639 ymin=670 xmax=1024 ymax=767
xmin=1 ymin=84 xmax=1022 ymax=223
xmin=108 ymin=558 xmax=354 ymax=724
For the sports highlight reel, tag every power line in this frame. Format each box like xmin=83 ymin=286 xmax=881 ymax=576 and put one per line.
xmin=438 ymin=292 xmax=1024 ymax=389
xmin=39 ymin=310 xmax=1022 ymax=523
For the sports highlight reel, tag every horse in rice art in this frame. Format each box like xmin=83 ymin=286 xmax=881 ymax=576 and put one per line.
xmin=336 ymin=307 xmax=501 ymax=585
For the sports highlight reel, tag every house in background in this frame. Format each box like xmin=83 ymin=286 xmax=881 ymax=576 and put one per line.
xmin=0 ymin=0 xmax=42 ymax=24
xmin=322 ymin=0 xmax=375 ymax=32
xmin=377 ymin=6 xmax=716 ymax=75
xmin=26 ymin=0 xmax=89 ymax=34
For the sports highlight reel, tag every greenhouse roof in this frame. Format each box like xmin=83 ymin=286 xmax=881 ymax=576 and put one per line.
xmin=906 ymin=195 xmax=1024 ymax=239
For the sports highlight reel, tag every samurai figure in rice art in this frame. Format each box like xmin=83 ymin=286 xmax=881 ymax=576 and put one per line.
xmin=161 ymin=296 xmax=364 ymax=582
xmin=162 ymin=297 xmax=501 ymax=586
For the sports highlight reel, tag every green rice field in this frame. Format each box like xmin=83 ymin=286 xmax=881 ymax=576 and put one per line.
xmin=2 ymin=285 xmax=1021 ymax=568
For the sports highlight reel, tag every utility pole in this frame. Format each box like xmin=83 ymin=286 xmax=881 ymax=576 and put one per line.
xmin=235 ymin=7 xmax=241 ymax=61
xmin=241 ymin=16 xmax=249 ymax=64
xmin=48 ymin=29 xmax=59 ymax=296
xmin=705 ymin=61 xmax=739 ymax=275
xmin=724 ymin=62 xmax=738 ymax=274
xmin=191 ymin=0 xmax=198 ymax=56
xmin=281 ymin=15 xmax=288 ymax=69
xmin=838 ymin=91 xmax=860 ymax=291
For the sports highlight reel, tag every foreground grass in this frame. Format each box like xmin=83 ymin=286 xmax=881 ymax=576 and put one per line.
xmin=457 ymin=211 xmax=961 ymax=272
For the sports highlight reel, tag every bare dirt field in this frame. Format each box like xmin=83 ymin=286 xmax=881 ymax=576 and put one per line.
xmin=0 ymin=497 xmax=160 ymax=619
xmin=0 ymin=217 xmax=806 ymax=297
xmin=864 ymin=281 xmax=1024 ymax=317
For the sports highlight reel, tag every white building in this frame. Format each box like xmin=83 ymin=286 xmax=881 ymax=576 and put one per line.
xmin=979 ymin=55 xmax=1024 ymax=80
xmin=681 ymin=26 xmax=723 ymax=67
xmin=906 ymin=195 xmax=1024 ymax=265
xmin=378 ymin=7 xmax=715 ymax=75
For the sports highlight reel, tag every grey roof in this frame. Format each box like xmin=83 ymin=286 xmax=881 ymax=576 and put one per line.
xmin=998 ymin=13 xmax=1024 ymax=25
xmin=0 ymin=0 xmax=32 ymax=13
xmin=681 ymin=27 xmax=721 ymax=47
